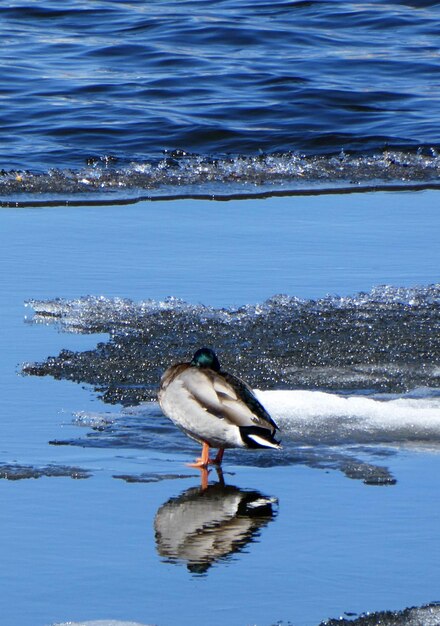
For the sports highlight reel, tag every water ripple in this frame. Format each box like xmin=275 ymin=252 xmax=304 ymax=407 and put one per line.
xmin=2 ymin=0 xmax=440 ymax=183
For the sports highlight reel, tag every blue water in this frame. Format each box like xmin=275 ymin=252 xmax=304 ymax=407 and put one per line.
xmin=2 ymin=1 xmax=440 ymax=199
xmin=1 ymin=193 xmax=440 ymax=626
xmin=2 ymin=3 xmax=440 ymax=625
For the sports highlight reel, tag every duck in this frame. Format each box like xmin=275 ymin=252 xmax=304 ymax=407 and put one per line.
xmin=158 ymin=347 xmax=281 ymax=468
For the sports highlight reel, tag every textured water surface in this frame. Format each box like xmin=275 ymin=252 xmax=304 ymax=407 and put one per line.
xmin=2 ymin=1 xmax=440 ymax=199
xmin=21 ymin=284 xmax=440 ymax=486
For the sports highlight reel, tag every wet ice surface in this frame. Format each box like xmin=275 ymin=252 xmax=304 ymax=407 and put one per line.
xmin=23 ymin=284 xmax=440 ymax=404
xmin=21 ymin=285 xmax=440 ymax=486
xmin=2 ymin=194 xmax=440 ymax=626
xmin=3 ymin=150 xmax=440 ymax=205
xmin=320 ymin=603 xmax=440 ymax=626
xmin=0 ymin=463 xmax=90 ymax=480
xmin=52 ymin=603 xmax=440 ymax=626
xmin=54 ymin=622 xmax=152 ymax=626
xmin=43 ymin=391 xmax=440 ymax=486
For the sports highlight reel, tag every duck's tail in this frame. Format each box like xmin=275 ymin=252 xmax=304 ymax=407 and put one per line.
xmin=239 ymin=426 xmax=282 ymax=450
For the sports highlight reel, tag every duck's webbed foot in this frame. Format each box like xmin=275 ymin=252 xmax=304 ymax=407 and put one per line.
xmin=187 ymin=444 xmax=225 ymax=468
xmin=187 ymin=442 xmax=211 ymax=468
xmin=187 ymin=459 xmax=210 ymax=468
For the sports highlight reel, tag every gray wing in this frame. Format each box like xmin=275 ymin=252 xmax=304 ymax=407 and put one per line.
xmin=221 ymin=371 xmax=279 ymax=431
xmin=178 ymin=368 xmax=278 ymax=432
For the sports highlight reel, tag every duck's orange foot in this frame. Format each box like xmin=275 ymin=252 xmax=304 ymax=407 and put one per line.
xmin=186 ymin=459 xmax=212 ymax=468
xmin=186 ymin=442 xmax=213 ymax=468
xmin=187 ymin=450 xmax=224 ymax=468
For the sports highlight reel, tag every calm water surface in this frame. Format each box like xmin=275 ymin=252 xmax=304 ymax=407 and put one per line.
xmin=1 ymin=191 xmax=439 ymax=306
xmin=0 ymin=191 xmax=440 ymax=626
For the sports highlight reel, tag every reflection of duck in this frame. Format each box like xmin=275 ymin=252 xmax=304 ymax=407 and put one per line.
xmin=154 ymin=480 xmax=278 ymax=574
xmin=158 ymin=348 xmax=281 ymax=467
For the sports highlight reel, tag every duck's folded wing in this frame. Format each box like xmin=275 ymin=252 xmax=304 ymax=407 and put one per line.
xmin=179 ymin=369 xmax=277 ymax=430
xmin=221 ymin=372 xmax=279 ymax=431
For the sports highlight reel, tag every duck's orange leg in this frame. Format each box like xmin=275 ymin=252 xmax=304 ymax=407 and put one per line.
xmin=187 ymin=441 xmax=211 ymax=468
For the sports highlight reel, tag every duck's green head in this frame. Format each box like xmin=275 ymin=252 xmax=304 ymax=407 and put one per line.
xmin=191 ymin=348 xmax=221 ymax=372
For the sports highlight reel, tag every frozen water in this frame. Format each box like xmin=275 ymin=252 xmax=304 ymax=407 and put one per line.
xmin=321 ymin=602 xmax=440 ymax=626
xmin=23 ymin=285 xmax=440 ymax=405
xmin=20 ymin=285 xmax=440 ymax=486
xmin=0 ymin=463 xmax=90 ymax=480
xmin=51 ymin=603 xmax=440 ymax=626
xmin=4 ymin=150 xmax=440 ymax=204
xmin=260 ymin=389 xmax=440 ymax=445
xmin=54 ymin=622 xmax=152 ymax=626
xmin=3 ymin=193 xmax=440 ymax=626
xmin=73 ymin=411 xmax=115 ymax=430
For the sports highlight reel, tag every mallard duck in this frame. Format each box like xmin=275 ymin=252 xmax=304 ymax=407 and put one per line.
xmin=158 ymin=347 xmax=281 ymax=467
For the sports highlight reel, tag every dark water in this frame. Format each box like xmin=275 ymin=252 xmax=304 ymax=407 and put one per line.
xmin=3 ymin=0 xmax=440 ymax=199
